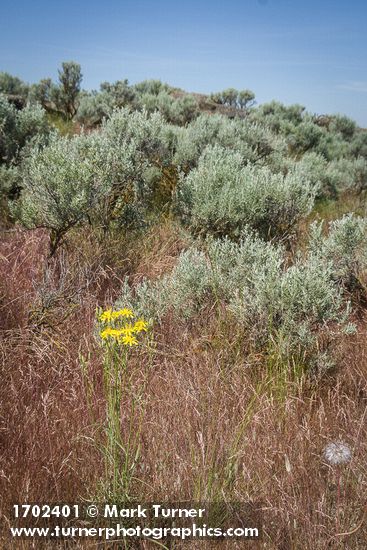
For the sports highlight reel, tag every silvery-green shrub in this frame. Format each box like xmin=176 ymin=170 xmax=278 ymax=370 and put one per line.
xmin=100 ymin=108 xmax=178 ymax=215
xmin=101 ymin=107 xmax=174 ymax=162
xmin=0 ymin=94 xmax=50 ymax=165
xmin=76 ymin=80 xmax=137 ymax=127
xmin=286 ymin=153 xmax=367 ymax=198
xmin=0 ymin=72 xmax=29 ymax=100
xmin=14 ymin=131 xmax=137 ymax=251
xmin=173 ymin=113 xmax=285 ymax=170
xmin=28 ymin=78 xmax=55 ymax=110
xmin=136 ymin=91 xmax=198 ymax=125
xmin=207 ymin=235 xmax=343 ymax=350
xmin=211 ymin=88 xmax=255 ymax=110
xmin=168 ymin=94 xmax=199 ymax=125
xmin=288 ymin=152 xmax=338 ymax=198
xmin=0 ymin=94 xmax=18 ymax=163
xmin=173 ymin=114 xmax=225 ymax=168
xmin=0 ymin=94 xmax=50 ymax=220
xmin=117 ymin=231 xmax=278 ymax=322
xmin=326 ymin=157 xmax=367 ymax=194
xmin=16 ymin=133 xmax=106 ymax=232
xmin=249 ymin=101 xmax=305 ymax=132
xmin=116 ymin=247 xmax=211 ymax=320
xmin=315 ymin=131 xmax=352 ymax=161
xmin=0 ymin=165 xmax=21 ymax=221
xmin=117 ymin=230 xmax=349 ymax=365
xmin=287 ymin=118 xmax=324 ymax=153
xmin=100 ymin=79 xmax=135 ymax=107
xmin=14 ymin=108 xmax=177 ymax=250
xmin=309 ymin=214 xmax=367 ymax=288
xmin=133 ymin=79 xmax=173 ymax=96
xmin=16 ymin=103 xmax=50 ymax=149
xmin=76 ymin=92 xmax=115 ymax=127
xmin=328 ymin=114 xmax=357 ymax=140
xmin=175 ymin=145 xmax=316 ymax=240
xmin=350 ymin=131 xmax=367 ymax=158
xmin=250 ymin=101 xmax=356 ymax=161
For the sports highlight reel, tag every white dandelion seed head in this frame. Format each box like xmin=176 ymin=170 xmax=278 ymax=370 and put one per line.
xmin=323 ymin=441 xmax=352 ymax=466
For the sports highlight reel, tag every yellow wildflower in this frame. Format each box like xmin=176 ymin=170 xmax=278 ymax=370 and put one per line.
xmin=133 ymin=319 xmax=148 ymax=333
xmin=120 ymin=323 xmax=135 ymax=335
xmin=100 ymin=327 xmax=124 ymax=340
xmin=99 ymin=307 xmax=134 ymax=323
xmin=100 ymin=327 xmax=113 ymax=339
xmin=111 ymin=308 xmax=134 ymax=320
xmin=98 ymin=307 xmax=148 ymax=347
xmin=99 ymin=308 xmax=113 ymax=323
xmin=121 ymin=334 xmax=138 ymax=347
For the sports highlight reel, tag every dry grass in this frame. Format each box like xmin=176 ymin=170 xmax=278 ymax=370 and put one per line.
xmin=1 ymin=223 xmax=367 ymax=549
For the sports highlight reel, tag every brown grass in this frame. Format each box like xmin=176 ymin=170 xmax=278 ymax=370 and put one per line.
xmin=1 ymin=223 xmax=366 ymax=549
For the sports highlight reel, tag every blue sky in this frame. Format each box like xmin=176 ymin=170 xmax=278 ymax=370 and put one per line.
xmin=1 ymin=0 xmax=367 ymax=125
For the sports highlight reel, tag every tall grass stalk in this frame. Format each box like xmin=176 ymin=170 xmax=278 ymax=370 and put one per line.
xmin=99 ymin=341 xmax=149 ymax=503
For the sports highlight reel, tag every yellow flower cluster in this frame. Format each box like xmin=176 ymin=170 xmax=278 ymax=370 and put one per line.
xmin=99 ymin=308 xmax=134 ymax=323
xmin=98 ymin=307 xmax=148 ymax=347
